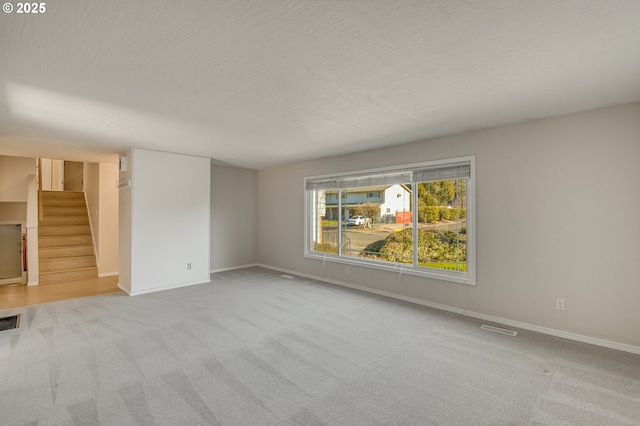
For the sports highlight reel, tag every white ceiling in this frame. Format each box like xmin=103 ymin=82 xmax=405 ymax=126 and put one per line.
xmin=1 ymin=0 xmax=639 ymax=169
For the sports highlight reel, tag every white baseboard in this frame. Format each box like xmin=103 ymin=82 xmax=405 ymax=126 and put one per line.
xmin=210 ymin=263 xmax=258 ymax=274
xmin=119 ymin=279 xmax=211 ymax=296
xmin=256 ymin=264 xmax=640 ymax=356
xmin=117 ymin=283 xmax=130 ymax=295
xmin=0 ymin=277 xmax=23 ymax=285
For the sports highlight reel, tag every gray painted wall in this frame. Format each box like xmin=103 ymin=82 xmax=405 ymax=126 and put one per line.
xmin=256 ymin=102 xmax=640 ymax=349
xmin=210 ymin=165 xmax=257 ymax=271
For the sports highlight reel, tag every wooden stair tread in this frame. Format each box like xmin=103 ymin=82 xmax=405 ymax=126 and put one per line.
xmin=39 ymin=235 xmax=94 ymax=248
xmin=39 ymin=235 xmax=92 ymax=239
xmin=38 ymin=226 xmax=92 ymax=236
xmin=38 ymin=265 xmax=98 ymax=275
xmin=42 ymin=200 xmax=86 ymax=207
xmin=39 ymin=224 xmax=90 ymax=227
xmin=39 ymin=225 xmax=90 ymax=228
xmin=39 ymin=221 xmax=90 ymax=227
xmin=38 ymin=266 xmax=99 ymax=285
xmin=42 ymin=208 xmax=88 ymax=214
xmin=41 ymin=191 xmax=84 ymax=197
xmin=39 ymin=239 xmax=93 ymax=244
xmin=41 ymin=254 xmax=96 ymax=260
xmin=39 ymin=266 xmax=97 ymax=274
xmin=39 ymin=245 xmax=95 ymax=260
xmin=40 ymin=259 xmax=97 ymax=267
xmin=40 ymin=244 xmax=94 ymax=249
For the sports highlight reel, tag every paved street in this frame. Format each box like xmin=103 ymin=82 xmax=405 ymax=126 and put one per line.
xmin=343 ymin=230 xmax=389 ymax=251
xmin=324 ymin=220 xmax=466 ymax=252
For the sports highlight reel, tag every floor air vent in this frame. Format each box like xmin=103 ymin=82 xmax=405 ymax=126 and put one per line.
xmin=480 ymin=324 xmax=517 ymax=336
xmin=0 ymin=314 xmax=20 ymax=332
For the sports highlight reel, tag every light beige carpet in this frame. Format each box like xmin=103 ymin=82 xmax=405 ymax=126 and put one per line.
xmin=1 ymin=267 xmax=638 ymax=425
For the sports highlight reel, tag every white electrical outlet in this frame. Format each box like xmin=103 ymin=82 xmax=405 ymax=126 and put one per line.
xmin=187 ymin=263 xmax=191 ymax=269
xmin=556 ymin=298 xmax=565 ymax=311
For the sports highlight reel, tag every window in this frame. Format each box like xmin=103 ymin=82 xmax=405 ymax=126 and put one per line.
xmin=305 ymin=156 xmax=475 ymax=285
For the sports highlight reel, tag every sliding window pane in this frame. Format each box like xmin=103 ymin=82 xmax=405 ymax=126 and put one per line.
xmin=310 ymin=190 xmax=339 ymax=255
xmin=342 ymin=184 xmax=413 ymax=264
xmin=416 ymin=179 xmax=467 ymax=272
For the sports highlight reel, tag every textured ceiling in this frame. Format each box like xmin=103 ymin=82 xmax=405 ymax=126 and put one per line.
xmin=1 ymin=0 xmax=640 ymax=168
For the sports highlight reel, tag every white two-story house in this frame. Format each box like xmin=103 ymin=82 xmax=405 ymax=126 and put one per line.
xmin=324 ymin=184 xmax=411 ymax=221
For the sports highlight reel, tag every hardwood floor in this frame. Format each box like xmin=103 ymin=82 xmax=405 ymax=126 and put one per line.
xmin=0 ymin=275 xmax=122 ymax=311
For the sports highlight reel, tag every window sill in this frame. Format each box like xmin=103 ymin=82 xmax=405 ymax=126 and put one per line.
xmin=304 ymin=251 xmax=475 ymax=285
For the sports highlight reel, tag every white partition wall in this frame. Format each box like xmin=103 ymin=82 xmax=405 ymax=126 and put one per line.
xmin=118 ymin=148 xmax=210 ymax=295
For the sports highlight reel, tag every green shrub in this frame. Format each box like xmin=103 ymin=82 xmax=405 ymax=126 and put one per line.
xmin=377 ymin=229 xmax=414 ymax=263
xmin=418 ymin=207 xmax=427 ymax=223
xmin=419 ymin=206 xmax=438 ymax=223
xmin=420 ymin=206 xmax=466 ymax=223
xmin=363 ymin=229 xmax=466 ymax=266
xmin=362 ymin=239 xmax=386 ymax=255
xmin=438 ymin=207 xmax=466 ymax=220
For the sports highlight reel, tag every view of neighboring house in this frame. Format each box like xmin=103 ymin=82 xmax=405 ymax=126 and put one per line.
xmin=324 ymin=184 xmax=411 ymax=221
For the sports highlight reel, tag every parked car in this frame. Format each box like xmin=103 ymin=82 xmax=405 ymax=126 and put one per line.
xmin=347 ymin=215 xmax=371 ymax=226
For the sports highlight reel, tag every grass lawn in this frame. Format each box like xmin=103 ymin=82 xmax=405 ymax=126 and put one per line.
xmin=418 ymin=260 xmax=467 ymax=272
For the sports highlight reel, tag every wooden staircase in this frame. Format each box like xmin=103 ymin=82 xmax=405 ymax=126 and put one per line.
xmin=38 ymin=191 xmax=98 ymax=285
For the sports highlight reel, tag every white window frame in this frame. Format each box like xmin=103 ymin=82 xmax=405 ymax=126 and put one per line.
xmin=304 ymin=156 xmax=476 ymax=285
